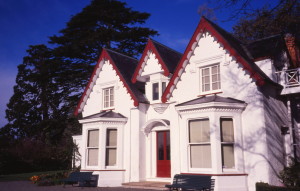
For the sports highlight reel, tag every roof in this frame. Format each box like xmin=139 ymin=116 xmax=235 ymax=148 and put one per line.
xmin=176 ymin=95 xmax=245 ymax=107
xmin=132 ymin=39 xmax=182 ymax=83
xmin=162 ymin=16 xmax=282 ymax=103
xmin=74 ymin=49 xmax=147 ymax=115
xmin=246 ymin=34 xmax=286 ymax=60
xmin=82 ymin=110 xmax=126 ymax=120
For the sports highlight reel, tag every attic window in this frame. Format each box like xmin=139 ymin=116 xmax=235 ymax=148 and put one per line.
xmin=103 ymin=87 xmax=114 ymax=109
xmin=200 ymin=64 xmax=221 ymax=94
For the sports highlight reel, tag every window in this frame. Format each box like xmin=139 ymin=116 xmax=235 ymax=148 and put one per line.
xmin=105 ymin=129 xmax=117 ymax=166
xmin=200 ymin=64 xmax=221 ymax=93
xmin=220 ymin=118 xmax=235 ymax=169
xmin=152 ymin=83 xmax=159 ymax=100
xmin=189 ymin=119 xmax=211 ymax=168
xmin=87 ymin=129 xmax=99 ymax=166
xmin=103 ymin=87 xmax=114 ymax=109
xmin=162 ymin=82 xmax=166 ymax=93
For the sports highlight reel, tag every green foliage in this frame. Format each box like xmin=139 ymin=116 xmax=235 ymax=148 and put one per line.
xmin=279 ymin=159 xmax=300 ymax=188
xmin=256 ymin=182 xmax=300 ymax=191
xmin=0 ymin=170 xmax=67 ymax=182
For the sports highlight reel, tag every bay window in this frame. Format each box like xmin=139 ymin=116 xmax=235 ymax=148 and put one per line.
xmin=105 ymin=129 xmax=117 ymax=166
xmin=189 ymin=119 xmax=211 ymax=168
xmin=220 ymin=118 xmax=235 ymax=169
xmin=87 ymin=129 xmax=99 ymax=166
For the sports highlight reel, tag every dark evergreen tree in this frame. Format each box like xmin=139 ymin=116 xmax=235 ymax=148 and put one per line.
xmin=49 ymin=0 xmax=158 ymax=112
xmin=2 ymin=0 xmax=157 ymax=172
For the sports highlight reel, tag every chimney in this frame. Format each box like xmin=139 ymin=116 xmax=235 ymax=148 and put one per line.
xmin=285 ymin=34 xmax=300 ymax=68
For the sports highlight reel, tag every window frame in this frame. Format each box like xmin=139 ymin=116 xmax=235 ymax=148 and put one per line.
xmin=151 ymin=81 xmax=168 ymax=102
xmin=220 ymin=118 xmax=235 ymax=170
xmin=103 ymin=86 xmax=114 ymax=109
xmin=105 ymin=128 xmax=118 ymax=167
xmin=199 ymin=63 xmax=221 ymax=94
xmin=188 ymin=118 xmax=212 ymax=170
xmin=86 ymin=129 xmax=99 ymax=167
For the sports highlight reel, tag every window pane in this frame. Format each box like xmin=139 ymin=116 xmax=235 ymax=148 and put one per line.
xmin=222 ymin=144 xmax=235 ymax=168
xmin=166 ymin=131 xmax=170 ymax=160
xmin=157 ymin=132 xmax=164 ymax=160
xmin=221 ymin=118 xmax=234 ymax=142
xmin=88 ymin=130 xmax=99 ymax=147
xmin=162 ymin=82 xmax=166 ymax=93
xmin=88 ymin=148 xmax=98 ymax=166
xmin=189 ymin=119 xmax=210 ymax=143
xmin=106 ymin=148 xmax=117 ymax=166
xmin=212 ymin=65 xmax=219 ymax=74
xmin=202 ymin=68 xmax=210 ymax=75
xmin=107 ymin=129 xmax=117 ymax=146
xmin=152 ymin=83 xmax=159 ymax=100
xmin=190 ymin=145 xmax=211 ymax=168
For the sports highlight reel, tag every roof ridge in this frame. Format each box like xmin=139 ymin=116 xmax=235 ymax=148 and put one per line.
xmin=150 ymin=38 xmax=183 ymax=55
xmin=247 ymin=34 xmax=283 ymax=44
xmin=105 ymin=48 xmax=138 ymax=61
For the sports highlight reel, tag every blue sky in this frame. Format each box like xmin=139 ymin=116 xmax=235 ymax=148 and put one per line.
xmin=0 ymin=0 xmax=271 ymax=127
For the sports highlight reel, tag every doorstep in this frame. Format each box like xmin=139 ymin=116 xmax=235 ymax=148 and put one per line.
xmin=122 ymin=181 xmax=169 ymax=190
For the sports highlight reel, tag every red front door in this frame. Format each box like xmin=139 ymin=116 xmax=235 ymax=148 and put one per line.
xmin=156 ymin=131 xmax=171 ymax=177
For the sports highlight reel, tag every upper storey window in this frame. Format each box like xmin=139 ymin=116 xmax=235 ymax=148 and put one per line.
xmin=103 ymin=87 xmax=114 ymax=109
xmin=200 ymin=64 xmax=221 ymax=94
xmin=152 ymin=82 xmax=167 ymax=101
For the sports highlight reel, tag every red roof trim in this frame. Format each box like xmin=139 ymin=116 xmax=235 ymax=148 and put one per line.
xmin=131 ymin=39 xmax=170 ymax=83
xmin=74 ymin=49 xmax=139 ymax=116
xmin=162 ymin=17 xmax=265 ymax=103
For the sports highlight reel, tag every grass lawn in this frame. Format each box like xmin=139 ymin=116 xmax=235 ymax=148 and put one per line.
xmin=0 ymin=170 xmax=67 ymax=182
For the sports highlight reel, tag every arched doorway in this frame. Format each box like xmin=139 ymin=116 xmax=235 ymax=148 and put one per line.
xmin=142 ymin=119 xmax=171 ymax=178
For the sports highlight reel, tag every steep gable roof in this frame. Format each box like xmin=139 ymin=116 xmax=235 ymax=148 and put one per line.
xmin=162 ymin=16 xmax=281 ymax=103
xmin=74 ymin=49 xmax=147 ymax=116
xmin=131 ymin=38 xmax=182 ymax=83
xmin=246 ymin=34 xmax=286 ymax=61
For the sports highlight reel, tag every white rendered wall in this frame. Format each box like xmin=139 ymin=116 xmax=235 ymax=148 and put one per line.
xmin=167 ymin=32 xmax=277 ymax=191
xmin=79 ymin=58 xmax=143 ymax=186
xmin=255 ymin=59 xmax=277 ymax=82
xmin=140 ymin=52 xmax=164 ymax=76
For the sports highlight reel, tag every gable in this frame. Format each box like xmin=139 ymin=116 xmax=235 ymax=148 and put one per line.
xmin=74 ymin=49 xmax=141 ymax=116
xmin=162 ymin=16 xmax=278 ymax=103
xmin=132 ymin=39 xmax=182 ymax=83
xmin=140 ymin=52 xmax=164 ymax=77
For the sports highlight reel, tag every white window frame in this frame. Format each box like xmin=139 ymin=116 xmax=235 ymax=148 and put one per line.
xmin=199 ymin=63 xmax=221 ymax=94
xmin=86 ymin=129 xmax=99 ymax=167
xmin=220 ymin=117 xmax=235 ymax=170
xmin=188 ymin=118 xmax=212 ymax=170
xmin=103 ymin=86 xmax=114 ymax=109
xmin=151 ymin=81 xmax=168 ymax=102
xmin=105 ymin=128 xmax=118 ymax=167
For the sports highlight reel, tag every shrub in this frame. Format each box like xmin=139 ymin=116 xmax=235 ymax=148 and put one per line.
xmin=256 ymin=182 xmax=300 ymax=191
xmin=279 ymin=159 xmax=300 ymax=188
xmin=30 ymin=170 xmax=69 ymax=186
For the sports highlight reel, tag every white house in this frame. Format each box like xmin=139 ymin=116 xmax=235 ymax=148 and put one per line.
xmin=73 ymin=17 xmax=300 ymax=191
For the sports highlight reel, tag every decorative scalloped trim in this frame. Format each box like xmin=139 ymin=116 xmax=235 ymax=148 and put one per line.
xmin=162 ymin=17 xmax=265 ymax=103
xmin=74 ymin=49 xmax=139 ymax=115
xmin=131 ymin=39 xmax=170 ymax=83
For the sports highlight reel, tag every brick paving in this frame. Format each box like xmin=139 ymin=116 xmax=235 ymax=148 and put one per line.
xmin=0 ymin=181 xmax=166 ymax=191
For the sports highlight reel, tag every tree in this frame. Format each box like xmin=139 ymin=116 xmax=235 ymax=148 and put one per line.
xmin=49 ymin=0 xmax=158 ymax=112
xmin=232 ymin=0 xmax=300 ymax=42
xmin=199 ymin=0 xmax=299 ymax=42
xmin=2 ymin=0 xmax=157 ymax=172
